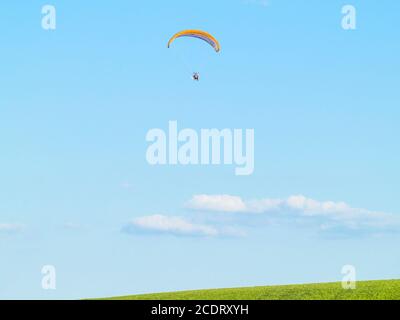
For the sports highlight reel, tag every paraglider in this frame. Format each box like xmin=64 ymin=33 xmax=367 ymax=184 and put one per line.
xmin=168 ymin=29 xmax=221 ymax=52
xmin=168 ymin=29 xmax=220 ymax=80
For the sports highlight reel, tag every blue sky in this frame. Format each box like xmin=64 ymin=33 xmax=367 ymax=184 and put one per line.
xmin=0 ymin=0 xmax=399 ymax=299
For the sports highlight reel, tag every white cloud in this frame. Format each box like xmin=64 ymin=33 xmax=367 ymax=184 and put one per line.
xmin=123 ymin=214 xmax=245 ymax=238
xmin=187 ymin=194 xmax=400 ymax=231
xmin=186 ymin=194 xmax=284 ymax=213
xmin=186 ymin=194 xmax=247 ymax=212
xmin=246 ymin=198 xmax=284 ymax=213
xmin=0 ymin=223 xmax=24 ymax=234
xmin=124 ymin=214 xmax=218 ymax=236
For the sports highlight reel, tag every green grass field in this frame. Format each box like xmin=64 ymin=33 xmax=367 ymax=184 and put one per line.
xmin=102 ymin=279 xmax=400 ymax=300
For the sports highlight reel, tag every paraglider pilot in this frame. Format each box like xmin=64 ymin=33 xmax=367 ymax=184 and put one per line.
xmin=192 ymin=72 xmax=200 ymax=81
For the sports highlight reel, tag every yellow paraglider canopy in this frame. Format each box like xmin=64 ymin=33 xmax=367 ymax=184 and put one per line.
xmin=167 ymin=30 xmax=221 ymax=52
